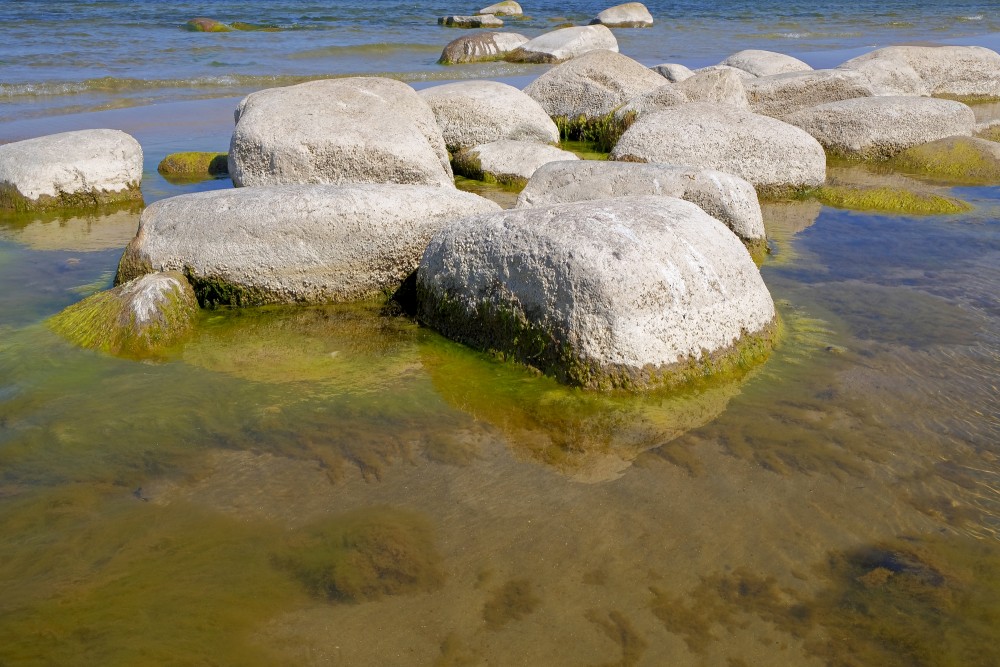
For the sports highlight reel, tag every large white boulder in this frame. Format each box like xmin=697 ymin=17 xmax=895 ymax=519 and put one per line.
xmin=614 ymin=84 xmax=687 ymax=121
xmin=116 ymin=185 xmax=501 ymax=306
xmin=438 ymin=31 xmax=528 ymax=64
xmin=416 ymin=196 xmax=776 ymax=390
xmin=0 ymin=129 xmax=142 ymax=211
xmin=478 ymin=1 xmax=522 ymax=16
xmin=675 ymin=68 xmax=749 ymax=109
xmin=719 ymin=49 xmax=812 ymax=77
xmin=838 ymin=45 xmax=1000 ymax=98
xmin=784 ymin=96 xmax=977 ymax=160
xmin=453 ymin=140 xmax=579 ymax=186
xmin=516 ymin=160 xmax=765 ymax=245
xmin=418 ymin=81 xmax=559 ymax=151
xmin=523 ymin=49 xmax=666 ymax=119
xmin=228 ymin=77 xmax=453 ymax=188
xmin=589 ymin=3 xmax=654 ymax=27
xmin=611 ymin=102 xmax=826 ymax=192
xmin=745 ymin=69 xmax=879 ymax=118
xmin=505 ymin=25 xmax=618 ymax=64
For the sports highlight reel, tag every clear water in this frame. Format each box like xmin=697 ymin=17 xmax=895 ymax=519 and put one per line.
xmin=2 ymin=2 xmax=1000 ymax=665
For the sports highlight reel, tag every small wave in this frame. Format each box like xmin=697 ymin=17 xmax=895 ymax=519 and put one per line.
xmin=959 ymin=15 xmax=984 ymax=22
xmin=288 ymin=42 xmax=440 ymax=59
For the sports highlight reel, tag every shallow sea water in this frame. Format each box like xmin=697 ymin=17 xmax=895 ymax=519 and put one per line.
xmin=3 ymin=2 xmax=1000 ymax=665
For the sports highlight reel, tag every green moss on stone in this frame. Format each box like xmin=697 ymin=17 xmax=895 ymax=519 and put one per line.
xmin=978 ymin=125 xmax=1000 ymax=143
xmin=803 ymin=184 xmax=971 ymax=215
xmin=554 ymin=112 xmax=636 ymax=154
xmin=887 ymin=137 xmax=1000 ymax=185
xmin=451 ymin=151 xmax=528 ymax=191
xmin=184 ymin=18 xmax=231 ymax=32
xmin=0 ymin=181 xmax=143 ymax=213
xmin=157 ymin=152 xmax=229 ymax=182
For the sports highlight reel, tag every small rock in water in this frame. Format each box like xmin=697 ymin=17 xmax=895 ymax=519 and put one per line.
xmin=438 ymin=14 xmax=504 ymax=29
xmin=184 ymin=17 xmax=231 ymax=32
xmin=589 ymin=2 xmax=654 ymax=28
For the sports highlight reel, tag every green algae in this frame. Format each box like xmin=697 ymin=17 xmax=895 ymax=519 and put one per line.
xmin=0 ymin=181 xmax=143 ymax=214
xmin=482 ymin=578 xmax=540 ymax=629
xmin=156 ymin=151 xmax=229 ymax=182
xmin=273 ymin=507 xmax=444 ymax=603
xmin=231 ymin=21 xmax=281 ymax=31
xmin=559 ymin=139 xmax=611 ymax=161
xmin=803 ymin=185 xmax=971 ymax=215
xmin=451 ymin=150 xmax=529 ymax=190
xmin=454 ymin=174 xmax=520 ymax=208
xmin=184 ymin=17 xmax=231 ymax=32
xmin=978 ymin=125 xmax=1000 ymax=143
xmin=554 ymin=111 xmax=636 ymax=153
xmin=887 ymin=137 xmax=1000 ymax=185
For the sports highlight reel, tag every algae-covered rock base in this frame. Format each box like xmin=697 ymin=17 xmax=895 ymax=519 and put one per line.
xmin=0 ymin=129 xmax=143 ymax=212
xmin=888 ymin=136 xmax=1000 ymax=184
xmin=48 ymin=270 xmax=198 ymax=357
xmin=417 ymin=196 xmax=776 ymax=391
xmin=437 ymin=31 xmax=527 ymax=65
xmin=157 ymin=152 xmax=229 ymax=181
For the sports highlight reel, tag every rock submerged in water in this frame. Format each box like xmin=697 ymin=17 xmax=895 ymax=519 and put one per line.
xmin=228 ymin=77 xmax=453 ymax=188
xmin=116 ymin=184 xmax=501 ymax=307
xmin=452 ymin=140 xmax=579 ymax=188
xmin=416 ymin=196 xmax=777 ymax=391
xmin=438 ymin=15 xmax=503 ymax=29
xmin=184 ymin=17 xmax=231 ymax=32
xmin=0 ymin=129 xmax=143 ymax=212
xmin=157 ymin=152 xmax=229 ymax=181
xmin=48 ymin=271 xmax=199 ymax=357
xmin=505 ymin=25 xmax=619 ymax=64
xmin=477 ymin=1 xmax=522 ymax=16
xmin=888 ymin=136 xmax=1000 ymax=184
xmin=437 ymin=31 xmax=528 ymax=64
xmin=589 ymin=2 xmax=654 ymax=28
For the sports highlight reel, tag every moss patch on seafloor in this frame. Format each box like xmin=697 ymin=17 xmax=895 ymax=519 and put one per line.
xmin=886 ymin=137 xmax=1000 ymax=185
xmin=799 ymin=185 xmax=971 ymax=215
xmin=272 ymin=507 xmax=444 ymax=604
xmin=416 ymin=284 xmax=780 ymax=392
xmin=0 ymin=182 xmax=143 ymax=213
xmin=554 ymin=111 xmax=636 ymax=154
xmin=157 ymin=152 xmax=229 ymax=182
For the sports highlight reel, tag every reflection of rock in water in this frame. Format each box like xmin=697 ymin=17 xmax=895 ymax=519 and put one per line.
xmin=420 ymin=339 xmax=757 ymax=482
xmin=761 ymin=200 xmax=822 ymax=268
xmin=0 ymin=205 xmax=141 ymax=251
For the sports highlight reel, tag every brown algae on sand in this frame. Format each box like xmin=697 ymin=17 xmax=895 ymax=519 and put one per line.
xmin=482 ymin=578 xmax=541 ymax=629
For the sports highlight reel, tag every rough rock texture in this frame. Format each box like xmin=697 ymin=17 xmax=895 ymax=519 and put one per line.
xmin=694 ymin=65 xmax=758 ymax=82
xmin=439 ymin=15 xmax=503 ymax=28
xmin=516 ymin=160 xmax=765 ymax=244
xmin=418 ymin=81 xmax=558 ymax=152
xmin=838 ymin=45 xmax=1000 ymax=99
xmin=889 ymin=136 xmax=1000 ymax=184
xmin=719 ymin=49 xmax=813 ymax=77
xmin=228 ymin=77 xmax=453 ymax=188
xmin=505 ymin=25 xmax=618 ymax=64
xmin=745 ymin=69 xmax=878 ymax=119
xmin=676 ymin=68 xmax=748 ymax=109
xmin=416 ymin=196 xmax=776 ymax=390
xmin=478 ymin=1 xmax=522 ymax=16
xmin=589 ymin=3 xmax=654 ymax=27
xmin=438 ymin=31 xmax=528 ymax=64
xmin=0 ymin=129 xmax=143 ymax=211
xmin=784 ymin=96 xmax=977 ymax=160
xmin=652 ymin=63 xmax=694 ymax=82
xmin=614 ymin=84 xmax=687 ymax=120
xmin=116 ymin=185 xmax=501 ymax=306
xmin=611 ymin=102 xmax=826 ymax=193
xmin=49 ymin=271 xmax=199 ymax=357
xmin=523 ymin=49 xmax=666 ymax=119
xmin=453 ymin=141 xmax=579 ymax=187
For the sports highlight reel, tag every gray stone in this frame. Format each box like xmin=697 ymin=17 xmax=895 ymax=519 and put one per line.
xmin=523 ymin=49 xmax=665 ymax=119
xmin=652 ymin=63 xmax=694 ymax=82
xmin=589 ymin=3 xmax=654 ymax=28
xmin=784 ymin=96 xmax=977 ymax=160
xmin=505 ymin=25 xmax=618 ymax=64
xmin=439 ymin=15 xmax=503 ymax=28
xmin=229 ymin=77 xmax=453 ymax=188
xmin=438 ymin=31 xmax=528 ymax=64
xmin=516 ymin=160 xmax=766 ymax=244
xmin=614 ymin=84 xmax=687 ymax=121
xmin=453 ymin=140 xmax=579 ymax=186
xmin=746 ymin=69 xmax=879 ymax=119
xmin=838 ymin=45 xmax=1000 ymax=99
xmin=116 ymin=184 xmax=501 ymax=306
xmin=416 ymin=196 xmax=776 ymax=390
xmin=418 ymin=81 xmax=558 ymax=152
xmin=0 ymin=129 xmax=143 ymax=211
xmin=478 ymin=1 xmax=522 ymax=16
xmin=676 ymin=68 xmax=748 ymax=109
xmin=694 ymin=64 xmax=758 ymax=81
xmin=611 ymin=102 xmax=827 ymax=192
xmin=719 ymin=49 xmax=812 ymax=77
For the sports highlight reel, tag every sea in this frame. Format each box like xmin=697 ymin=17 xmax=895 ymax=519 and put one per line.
xmin=2 ymin=1 xmax=1000 ymax=665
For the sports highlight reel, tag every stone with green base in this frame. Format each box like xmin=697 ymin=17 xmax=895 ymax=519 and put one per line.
xmin=452 ymin=141 xmax=579 ymax=189
xmin=589 ymin=3 xmax=654 ymax=28
xmin=157 ymin=152 xmax=229 ymax=181
xmin=184 ymin=17 xmax=230 ymax=32
xmin=416 ymin=196 xmax=777 ymax=391
xmin=888 ymin=136 xmax=1000 ymax=185
xmin=48 ymin=271 xmax=198 ymax=357
xmin=478 ymin=1 xmax=522 ymax=16
xmin=0 ymin=129 xmax=143 ymax=212
xmin=437 ymin=31 xmax=528 ymax=65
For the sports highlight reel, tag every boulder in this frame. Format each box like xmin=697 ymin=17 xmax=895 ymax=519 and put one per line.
xmin=48 ymin=271 xmax=199 ymax=357
xmin=745 ymin=69 xmax=878 ymax=119
xmin=719 ymin=49 xmax=812 ymax=77
xmin=453 ymin=141 xmax=579 ymax=187
xmin=611 ymin=102 xmax=826 ymax=193
xmin=116 ymin=185 xmax=501 ymax=306
xmin=614 ymin=84 xmax=687 ymax=121
xmin=229 ymin=77 xmax=453 ymax=188
xmin=652 ymin=63 xmax=694 ymax=82
xmin=589 ymin=3 xmax=654 ymax=28
xmin=784 ymin=96 xmax=977 ymax=160
xmin=0 ymin=129 xmax=143 ymax=212
xmin=694 ymin=64 xmax=758 ymax=81
xmin=438 ymin=15 xmax=503 ymax=28
xmin=505 ymin=25 xmax=618 ymax=64
xmin=516 ymin=160 xmax=766 ymax=245
xmin=478 ymin=1 xmax=522 ymax=16
xmin=838 ymin=45 xmax=1000 ymax=99
xmin=889 ymin=136 xmax=1000 ymax=184
xmin=157 ymin=152 xmax=229 ymax=181
xmin=676 ymin=68 xmax=748 ymax=109
xmin=522 ymin=49 xmax=665 ymax=120
xmin=185 ymin=17 xmax=230 ymax=32
xmin=438 ymin=31 xmax=528 ymax=64
xmin=417 ymin=81 xmax=558 ymax=152
xmin=416 ymin=196 xmax=777 ymax=390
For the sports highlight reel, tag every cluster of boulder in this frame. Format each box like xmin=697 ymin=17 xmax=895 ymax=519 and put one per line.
xmin=9 ymin=37 xmax=1000 ymax=392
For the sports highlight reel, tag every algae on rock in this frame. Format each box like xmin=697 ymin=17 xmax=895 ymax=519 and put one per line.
xmin=157 ymin=152 xmax=229 ymax=182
